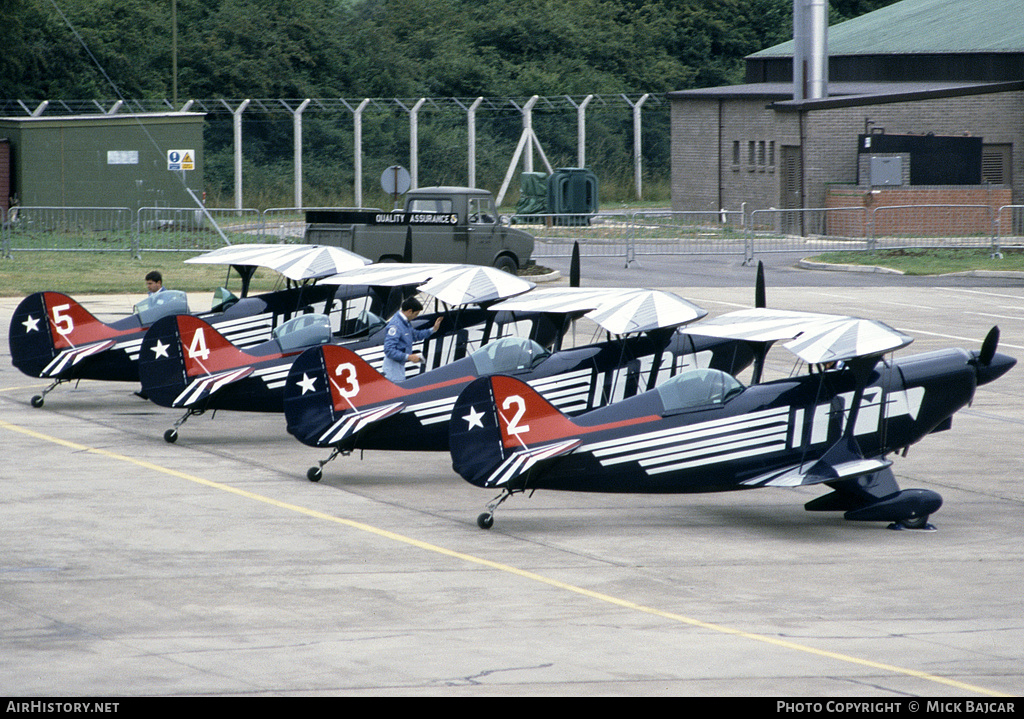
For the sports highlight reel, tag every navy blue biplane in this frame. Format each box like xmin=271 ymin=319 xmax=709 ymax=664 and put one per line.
xmin=448 ymin=309 xmax=1015 ymax=530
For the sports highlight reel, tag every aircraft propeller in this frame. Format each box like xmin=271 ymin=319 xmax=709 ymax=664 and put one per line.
xmin=755 ymin=260 xmax=766 ymax=309
xmin=970 ymin=326 xmax=1016 ymax=387
xmin=570 ymin=241 xmax=581 ymax=288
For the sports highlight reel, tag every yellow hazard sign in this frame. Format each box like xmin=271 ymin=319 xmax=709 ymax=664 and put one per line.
xmin=167 ymin=149 xmax=195 ymax=171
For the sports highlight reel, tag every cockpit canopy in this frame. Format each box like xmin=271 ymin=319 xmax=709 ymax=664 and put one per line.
xmin=656 ymin=368 xmax=744 ymax=413
xmin=133 ymin=290 xmax=190 ymax=325
xmin=272 ymin=313 xmax=332 ymax=352
xmin=470 ymin=337 xmax=550 ymax=375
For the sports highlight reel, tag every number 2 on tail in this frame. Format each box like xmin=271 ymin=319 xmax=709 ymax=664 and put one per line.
xmin=502 ymin=395 xmax=530 ymax=435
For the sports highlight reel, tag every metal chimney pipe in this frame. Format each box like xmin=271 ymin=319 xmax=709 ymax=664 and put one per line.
xmin=793 ymin=0 xmax=828 ymax=101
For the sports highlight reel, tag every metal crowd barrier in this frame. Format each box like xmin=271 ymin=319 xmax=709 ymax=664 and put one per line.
xmin=510 ymin=212 xmax=633 ymax=261
xmin=2 ymin=203 xmax=1019 ymax=265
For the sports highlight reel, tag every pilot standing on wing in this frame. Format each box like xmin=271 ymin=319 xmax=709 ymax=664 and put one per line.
xmin=382 ymin=297 xmax=442 ymax=382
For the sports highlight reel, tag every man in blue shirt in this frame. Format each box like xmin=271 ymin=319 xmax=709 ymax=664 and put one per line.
xmin=382 ymin=297 xmax=442 ymax=382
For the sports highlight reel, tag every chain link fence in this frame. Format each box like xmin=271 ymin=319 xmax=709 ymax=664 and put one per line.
xmin=3 ymin=202 xmax=1020 ymax=264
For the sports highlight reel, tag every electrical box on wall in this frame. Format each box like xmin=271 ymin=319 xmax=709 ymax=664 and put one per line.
xmin=870 ymin=156 xmax=903 ymax=186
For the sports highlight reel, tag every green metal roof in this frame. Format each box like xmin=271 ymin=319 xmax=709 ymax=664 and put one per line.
xmin=751 ymin=0 xmax=1024 ymax=56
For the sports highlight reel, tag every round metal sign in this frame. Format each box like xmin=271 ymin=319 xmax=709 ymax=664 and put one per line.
xmin=381 ymin=165 xmax=411 ymax=195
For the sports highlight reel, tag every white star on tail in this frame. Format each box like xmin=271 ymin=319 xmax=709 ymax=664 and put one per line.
xmin=22 ymin=315 xmax=40 ymax=333
xmin=150 ymin=340 xmax=170 ymax=359
xmin=463 ymin=406 xmax=485 ymax=430
xmin=298 ymin=373 xmax=317 ymax=395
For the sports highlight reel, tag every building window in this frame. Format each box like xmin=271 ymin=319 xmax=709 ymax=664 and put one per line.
xmin=748 ymin=141 xmax=756 ymax=171
xmin=732 ymin=140 xmax=740 ymax=169
xmin=767 ymin=141 xmax=775 ymax=171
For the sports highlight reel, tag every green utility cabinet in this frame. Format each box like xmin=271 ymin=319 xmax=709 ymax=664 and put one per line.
xmin=0 ymin=112 xmax=204 ymax=212
xmin=547 ymin=167 xmax=598 ymax=225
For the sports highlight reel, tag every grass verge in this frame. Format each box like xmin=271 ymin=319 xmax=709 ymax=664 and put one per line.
xmin=0 ymin=251 xmax=286 ymax=297
xmin=806 ymin=248 xmax=1024 ymax=275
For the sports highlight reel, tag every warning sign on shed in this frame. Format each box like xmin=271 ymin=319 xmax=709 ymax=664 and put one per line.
xmin=167 ymin=149 xmax=195 ymax=171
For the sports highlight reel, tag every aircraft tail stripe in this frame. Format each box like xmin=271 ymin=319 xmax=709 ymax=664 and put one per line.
xmin=171 ymin=367 xmax=254 ymax=407
xmin=317 ymin=402 xmax=406 ymax=445
xmin=483 ymin=439 xmax=582 ymax=488
xmin=41 ymin=340 xmax=117 ymax=377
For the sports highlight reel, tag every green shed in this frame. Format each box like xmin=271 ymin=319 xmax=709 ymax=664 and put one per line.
xmin=0 ymin=112 xmax=204 ymax=213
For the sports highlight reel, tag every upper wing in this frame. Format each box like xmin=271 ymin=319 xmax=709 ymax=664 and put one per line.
xmin=490 ymin=287 xmax=707 ymax=333
xmin=185 ymin=243 xmax=370 ymax=280
xmin=685 ymin=308 xmax=913 ymax=363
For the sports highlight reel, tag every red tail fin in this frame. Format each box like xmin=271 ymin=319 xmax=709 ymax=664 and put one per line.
xmin=450 ymin=375 xmax=582 ymax=489
xmin=173 ymin=315 xmax=262 ymax=376
xmin=40 ymin=292 xmax=130 ymax=349
xmin=320 ymin=345 xmax=403 ymax=411
xmin=487 ymin=375 xmax=581 ymax=450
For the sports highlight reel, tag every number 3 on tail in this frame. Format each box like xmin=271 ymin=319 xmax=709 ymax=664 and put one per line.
xmin=334 ymin=362 xmax=360 ymax=398
xmin=502 ymin=395 xmax=530 ymax=436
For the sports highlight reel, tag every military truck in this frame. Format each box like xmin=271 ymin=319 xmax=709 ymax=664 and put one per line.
xmin=304 ymin=186 xmax=534 ymax=272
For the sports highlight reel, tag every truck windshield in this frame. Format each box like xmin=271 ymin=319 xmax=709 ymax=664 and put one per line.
xmin=468 ymin=198 xmax=496 ymax=225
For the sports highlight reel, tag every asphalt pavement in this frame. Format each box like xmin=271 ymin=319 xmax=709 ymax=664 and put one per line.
xmin=1 ymin=256 xmax=1022 ymax=697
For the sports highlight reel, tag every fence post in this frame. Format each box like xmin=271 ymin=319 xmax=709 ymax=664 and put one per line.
xmin=743 ymin=206 xmax=754 ymax=265
xmin=626 ymin=210 xmax=637 ymax=267
xmin=1 ymin=207 xmax=10 ymax=259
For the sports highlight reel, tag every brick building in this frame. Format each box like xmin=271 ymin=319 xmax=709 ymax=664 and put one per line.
xmin=669 ymin=0 xmax=1024 ymax=221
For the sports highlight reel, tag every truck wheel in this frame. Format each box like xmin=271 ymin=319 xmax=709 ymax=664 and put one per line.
xmin=493 ymin=256 xmax=518 ymax=274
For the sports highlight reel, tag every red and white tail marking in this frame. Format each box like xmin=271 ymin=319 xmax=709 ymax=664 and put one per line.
xmin=488 ymin=375 xmax=582 ymax=450
xmin=175 ymin=315 xmax=263 ymax=377
xmin=320 ymin=345 xmax=403 ymax=412
xmin=41 ymin=292 xmax=130 ymax=349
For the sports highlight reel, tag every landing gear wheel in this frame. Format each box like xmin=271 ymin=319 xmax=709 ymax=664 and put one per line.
xmin=890 ymin=515 xmax=935 ymax=530
xmin=30 ymin=395 xmax=44 ymax=408
xmin=164 ymin=429 xmax=178 ymax=444
xmin=307 ymin=466 xmax=323 ymax=483
xmin=477 ymin=512 xmax=494 ymax=530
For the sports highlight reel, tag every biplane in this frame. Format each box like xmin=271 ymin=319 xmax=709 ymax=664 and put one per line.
xmin=448 ymin=308 xmax=1015 ymax=530
xmin=8 ymin=243 xmax=371 ymax=407
xmin=284 ymin=287 xmax=761 ymax=481
xmin=137 ymin=264 xmax=538 ymax=442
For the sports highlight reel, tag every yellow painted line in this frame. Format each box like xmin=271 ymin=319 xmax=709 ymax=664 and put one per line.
xmin=0 ymin=417 xmax=1012 ymax=698
xmin=0 ymin=382 xmax=50 ymax=393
